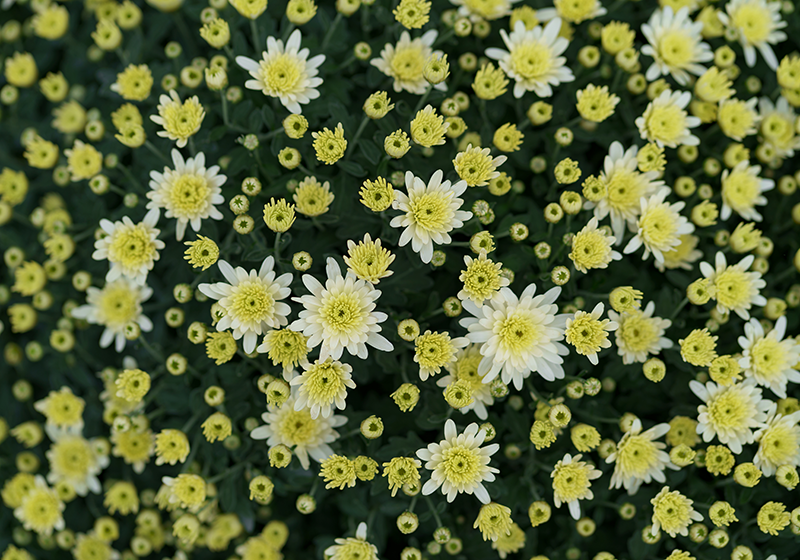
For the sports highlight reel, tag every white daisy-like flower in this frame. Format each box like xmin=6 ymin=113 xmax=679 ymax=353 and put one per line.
xmin=720 ymin=160 xmax=774 ymax=222
xmin=324 ymin=523 xmax=378 ymax=560
xmin=569 ymin=217 xmax=622 ymax=274
xmin=650 ymin=486 xmax=703 ymax=537
xmin=699 ymin=252 xmax=767 ymax=320
xmin=250 ymin=391 xmax=346 ymax=470
xmin=537 ymin=0 xmax=606 ymax=24
xmin=198 ymin=257 xmax=293 ymax=354
xmin=92 ymin=208 xmax=164 ymax=285
xmin=584 ymin=142 xmax=665 ymax=241
xmin=758 ymin=96 xmax=800 ymax=158
xmin=607 ymin=301 xmax=673 ymax=365
xmin=689 ymin=378 xmax=771 ymax=454
xmin=564 ymin=302 xmax=619 ymax=366
xmin=371 ymin=30 xmax=447 ymax=95
xmin=458 ymin=251 xmax=510 ymax=305
xmin=485 ymin=19 xmax=575 ymax=99
xmin=45 ymin=431 xmax=109 ymax=496
xmin=635 ymin=89 xmax=701 ymax=148
xmin=459 ymin=284 xmax=569 ymax=390
xmin=640 ymin=7 xmax=713 ymax=86
xmin=606 ymin=419 xmax=675 ymax=495
xmin=149 ymin=90 xmax=205 ymax=148
xmin=436 ymin=344 xmax=495 ymax=420
xmin=289 ymin=358 xmax=356 ymax=420
xmin=71 ymin=278 xmax=154 ymax=352
xmin=14 ymin=475 xmax=65 ymax=536
xmin=753 ymin=403 xmax=800 ymax=477
xmin=450 ymin=0 xmax=520 ymax=21
xmin=235 ymin=29 xmax=325 ymax=114
xmin=623 ymin=187 xmax=695 ymax=264
xmin=291 ymin=257 xmax=393 ymax=361
xmin=718 ymin=0 xmax=787 ymax=70
xmin=551 ymin=453 xmax=602 ymax=520
xmin=390 ymin=170 xmax=472 ymax=264
xmin=416 ymin=419 xmax=500 ymax=504
xmin=738 ymin=316 xmax=800 ymax=398
xmin=146 ymin=149 xmax=225 ymax=241
xmin=655 ymin=233 xmax=703 ymax=273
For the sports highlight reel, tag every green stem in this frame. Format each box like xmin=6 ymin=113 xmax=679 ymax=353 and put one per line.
xmin=345 ymin=115 xmax=370 ymax=161
xmin=250 ymin=19 xmax=261 ymax=51
xmin=220 ymin=91 xmax=230 ymax=126
xmin=321 ymin=13 xmax=343 ymax=51
xmin=208 ymin=462 xmax=248 ymax=484
xmin=424 ymin=496 xmax=444 ymax=528
xmin=273 ymin=231 xmax=282 ymax=262
xmin=670 ymin=296 xmax=689 ymax=321
xmin=143 ymin=140 xmax=171 ymax=165
xmin=412 ymin=84 xmax=433 ymax=117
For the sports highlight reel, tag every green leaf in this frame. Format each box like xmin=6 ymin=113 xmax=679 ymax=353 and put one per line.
xmin=338 ymin=160 xmax=367 ymax=177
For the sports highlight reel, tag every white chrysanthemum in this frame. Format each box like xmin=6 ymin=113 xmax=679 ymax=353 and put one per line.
xmin=569 ymin=217 xmax=622 ymax=274
xmin=291 ymin=257 xmax=393 ymax=361
xmin=584 ymin=142 xmax=664 ymax=241
xmin=451 ymin=0 xmax=520 ymax=21
xmin=738 ymin=316 xmax=800 ymax=398
xmin=753 ymin=404 xmax=800 ymax=476
xmin=13 ymin=475 xmax=65 ymax=536
xmin=758 ymin=96 xmax=800 ymax=158
xmin=564 ymin=302 xmax=619 ymax=366
xmin=250 ymin=391 xmax=346 ymax=470
xmin=635 ymin=89 xmax=701 ymax=148
xmin=720 ymin=160 xmax=774 ymax=222
xmin=485 ymin=19 xmax=575 ymax=98
xmin=689 ymin=378 xmax=771 ymax=454
xmin=606 ymin=419 xmax=675 ymax=495
xmin=551 ymin=453 xmax=602 ymax=520
xmin=71 ymin=278 xmax=154 ymax=352
xmin=324 ymin=523 xmax=378 ymax=560
xmin=436 ymin=344 xmax=495 ymax=420
xmin=699 ymin=252 xmax=767 ymax=320
xmin=92 ymin=208 xmax=164 ymax=285
xmin=718 ymin=0 xmax=786 ymax=70
xmin=655 ymin=233 xmax=703 ymax=273
xmin=235 ymin=29 xmax=325 ymax=114
xmin=607 ymin=301 xmax=673 ymax=365
xmin=390 ymin=170 xmax=472 ymax=264
xmin=640 ymin=7 xmax=713 ymax=86
xmin=624 ymin=187 xmax=695 ymax=264
xmin=537 ymin=0 xmax=606 ymax=24
xmin=459 ymin=284 xmax=569 ymax=390
xmin=198 ymin=257 xmax=293 ymax=354
xmin=289 ymin=359 xmax=355 ymax=420
xmin=416 ymin=419 xmax=500 ymax=503
xmin=458 ymin=251 xmax=510 ymax=305
xmin=146 ymin=149 xmax=225 ymax=241
xmin=45 ymin=431 xmax=109 ymax=496
xmin=371 ymin=30 xmax=447 ymax=95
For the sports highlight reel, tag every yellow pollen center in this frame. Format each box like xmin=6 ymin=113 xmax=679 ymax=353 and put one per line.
xmin=390 ymin=45 xmax=425 ymax=81
xmin=606 ymin=169 xmax=643 ymax=213
xmin=733 ymin=4 xmax=771 ymax=44
xmin=261 ymin=53 xmax=303 ymax=94
xmin=52 ymin=438 xmax=93 ymax=478
xmin=278 ymin=409 xmax=316 ymax=445
xmin=659 ymin=30 xmax=694 ymax=67
xmin=511 ymin=41 xmax=553 ymax=80
xmin=441 ymin=445 xmax=481 ymax=484
xmin=639 ymin=206 xmax=678 ymax=248
xmin=98 ymin=286 xmax=138 ymax=327
xmin=646 ymin=105 xmax=685 ymax=144
xmin=497 ymin=312 xmax=538 ymax=354
xmin=304 ymin=362 xmax=346 ymax=404
xmin=321 ymin=293 xmax=363 ymax=333
xmin=616 ymin=434 xmax=658 ymax=477
xmin=750 ymin=338 xmax=788 ymax=379
xmin=565 ymin=315 xmax=606 ymax=355
xmin=553 ymin=463 xmax=590 ymax=502
xmin=713 ymin=268 xmax=752 ymax=310
xmin=707 ymin=390 xmax=750 ymax=430
xmin=108 ymin=226 xmax=157 ymax=271
xmin=619 ymin=313 xmax=659 ymax=353
xmin=410 ymin=192 xmax=451 ymax=232
xmin=723 ymin=172 xmax=759 ymax=212
xmin=168 ymin=174 xmax=210 ymax=216
xmin=230 ymin=281 xmax=275 ymax=323
xmin=760 ymin=423 xmax=798 ymax=465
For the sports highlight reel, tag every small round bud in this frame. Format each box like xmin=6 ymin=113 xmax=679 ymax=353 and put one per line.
xmin=548 ymin=403 xmax=571 ymax=428
xmin=642 ymin=357 xmax=666 ymax=382
xmin=360 ymin=415 xmax=384 ymax=439
xmin=551 ymin=266 xmax=570 ymax=286
xmin=398 ymin=319 xmax=420 ymax=341
xmin=292 ymin=251 xmax=312 ymax=271
xmin=204 ymin=385 xmax=225 ymax=406
xmin=442 ymin=297 xmax=462 ymax=317
xmin=166 ymin=354 xmax=187 ymax=375
xmin=397 ymin=512 xmax=419 ymax=534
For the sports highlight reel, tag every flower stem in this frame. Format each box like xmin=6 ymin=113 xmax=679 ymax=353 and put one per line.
xmin=321 ymin=13 xmax=343 ymax=51
xmin=424 ymin=495 xmax=444 ymax=528
xmin=144 ymin=140 xmax=171 ymax=165
xmin=670 ymin=296 xmax=689 ymax=321
xmin=412 ymin=84 xmax=433 ymax=117
xmin=250 ymin=19 xmax=261 ymax=51
xmin=220 ymin=91 xmax=230 ymax=126
xmin=345 ymin=115 xmax=370 ymax=161
xmin=273 ymin=231 xmax=282 ymax=262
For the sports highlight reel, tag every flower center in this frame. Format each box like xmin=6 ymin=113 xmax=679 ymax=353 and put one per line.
xmin=303 ymin=362 xmax=347 ymax=404
xmin=441 ymin=445 xmax=481 ymax=485
xmin=553 ymin=463 xmax=589 ymax=502
xmin=639 ymin=206 xmax=678 ymax=248
xmin=750 ymin=338 xmax=789 ymax=379
xmin=646 ymin=105 xmax=685 ymax=144
xmin=659 ymin=30 xmax=694 ymax=67
xmin=497 ymin=312 xmax=538 ymax=355
xmin=409 ymin=192 xmax=451 ymax=233
xmin=616 ymin=434 xmax=658 ymax=477
xmin=733 ymin=3 xmax=772 ymax=44
xmin=510 ymin=41 xmax=553 ymax=80
xmin=321 ymin=292 xmax=363 ymax=333
xmin=605 ymin=169 xmax=643 ymax=213
xmin=230 ymin=281 xmax=275 ymax=324
xmin=565 ymin=315 xmax=607 ymax=355
xmin=278 ymin=409 xmax=317 ymax=445
xmin=168 ymin=174 xmax=210 ymax=216
xmin=707 ymin=389 xmax=750 ymax=430
xmin=713 ymin=268 xmax=752 ymax=310
xmin=760 ymin=423 xmax=798 ymax=465
xmin=618 ymin=313 xmax=659 ymax=353
xmin=261 ymin=53 xmax=303 ymax=94
xmin=390 ymin=45 xmax=425 ymax=81
xmin=98 ymin=286 xmax=138 ymax=327
xmin=52 ymin=438 xmax=93 ymax=478
xmin=108 ymin=226 xmax=157 ymax=271
xmin=723 ymin=171 xmax=759 ymax=212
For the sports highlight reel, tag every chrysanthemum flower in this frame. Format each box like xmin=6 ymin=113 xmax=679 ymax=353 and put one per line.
xmin=290 ymin=359 xmax=355 ymax=419
xmin=33 ymin=387 xmax=84 ymax=431
xmin=458 ymin=250 xmax=509 ymax=304
xmin=236 ymin=29 xmax=324 ymax=114
xmin=690 ymin=378 xmax=770 ymax=453
xmin=390 ymin=170 xmax=472 ymax=264
xmin=45 ymin=432 xmax=108 ymax=496
xmin=147 ymin=149 xmax=225 ymax=241
xmin=150 ymin=90 xmax=205 ymax=148
xmin=13 ymin=476 xmax=65 ymax=536
xmin=576 ymin=84 xmax=620 ymax=122
xmin=416 ymin=419 xmax=500 ymax=503
xmin=635 ymin=89 xmax=701 ymax=148
xmin=250 ymin=391 xmax=346 ymax=470
xmin=758 ymin=96 xmax=800 ymax=158
xmin=312 ymin=123 xmax=347 ymax=164
xmin=324 ymin=523 xmax=378 ymax=560
xmin=343 ymin=234 xmax=395 ymax=284
xmin=569 ymin=217 xmax=621 ymax=273
xmin=414 ymin=330 xmax=469 ymax=381
xmin=71 ymin=278 xmax=154 ymax=352
xmin=436 ymin=344 xmax=494 ymax=420
xmin=551 ymin=453 xmax=602 ymax=520
xmin=699 ymin=252 xmax=767 ymax=320
xmin=650 ymin=486 xmax=703 ymax=537
xmin=720 ymin=160 xmax=774 ymax=222
xmin=564 ymin=303 xmax=618 ymax=365
xmin=718 ymin=0 xmax=786 ymax=70
xmin=606 ymin=419 xmax=674 ymax=494
xmin=293 ymin=176 xmax=334 ymax=217
xmin=459 ymin=284 xmax=569 ymax=389
xmin=198 ymin=257 xmax=293 ymax=354
xmin=717 ymin=98 xmax=760 ymax=140
xmin=453 ymin=144 xmax=507 ymax=187
xmin=608 ymin=301 xmax=673 ymax=365
xmin=640 ymin=7 xmax=712 ymax=86
xmin=624 ymin=187 xmax=695 ymax=264
xmin=738 ymin=316 xmax=800 ymax=398
xmin=753 ymin=403 xmax=800 ymax=476
xmin=409 ymin=105 xmax=448 ymax=147
xmin=291 ymin=257 xmax=393 ymax=360
xmin=451 ymin=0 xmax=519 ymax=21
xmin=485 ymin=19 xmax=574 ymax=98
xmin=370 ymin=30 xmax=446 ymax=94
xmin=474 ymin=502 xmax=513 ymax=542
xmin=92 ymin=209 xmax=163 ymax=285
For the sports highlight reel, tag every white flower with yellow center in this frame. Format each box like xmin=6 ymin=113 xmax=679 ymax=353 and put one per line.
xmin=584 ymin=142 xmax=664 ymax=241
xmin=607 ymin=301 xmax=673 ymax=365
xmin=753 ymin=404 xmax=800 ymax=476
xmin=291 ymin=257 xmax=393 ymax=361
xmin=564 ymin=303 xmax=618 ymax=365
xmin=198 ymin=257 xmax=293 ymax=354
xmin=71 ymin=278 xmax=154 ymax=352
xmin=324 ymin=523 xmax=378 ymax=560
xmin=537 ymin=0 xmax=607 ymax=24
xmin=45 ymin=431 xmax=109 ymax=496
xmin=720 ymin=160 xmax=774 ymax=222
xmin=689 ymin=378 xmax=771 ymax=453
xmin=551 ymin=453 xmax=602 ymax=520
xmin=415 ymin=330 xmax=470 ymax=381
xmin=699 ymin=252 xmax=767 ymax=320
xmin=250 ymin=391 xmax=346 ymax=470
xmin=650 ymin=486 xmax=703 ymax=537
xmin=235 ymin=29 xmax=325 ymax=114
xmin=640 ymin=7 xmax=712 ymax=86
xmin=290 ymin=358 xmax=355 ymax=419
xmin=738 ymin=316 xmax=800 ymax=398
xmin=371 ymin=30 xmax=447 ymax=95
xmin=569 ymin=217 xmax=622 ymax=274
xmin=451 ymin=0 xmax=520 ymax=21
xmin=150 ymin=90 xmax=205 ymax=148
xmin=606 ymin=419 xmax=675 ymax=495
xmin=458 ymin=251 xmax=510 ymax=305
xmin=718 ymin=0 xmax=786 ymax=70
xmin=758 ymin=96 xmax=800 ymax=158
xmin=147 ymin=149 xmax=225 ymax=241
xmin=92 ymin=208 xmax=164 ymax=285
xmin=390 ymin=170 xmax=472 ymax=264
xmin=13 ymin=475 xmax=65 ymax=536
xmin=436 ymin=344 xmax=495 ymax=420
xmin=459 ymin=284 xmax=569 ymax=390
xmin=416 ymin=419 xmax=500 ymax=503
xmin=636 ymin=89 xmax=701 ymax=148
xmin=655 ymin=233 xmax=702 ymax=273
xmin=485 ymin=19 xmax=574 ymax=98
xmin=624 ymin=187 xmax=695 ymax=264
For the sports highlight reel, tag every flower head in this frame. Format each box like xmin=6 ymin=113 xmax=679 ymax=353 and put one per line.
xmin=720 ymin=160 xmax=774 ymax=222
xmin=293 ymin=176 xmax=334 ymax=216
xmin=343 ymin=234 xmax=395 ymax=284
xmin=606 ymin=419 xmax=673 ymax=494
xmin=453 ymin=145 xmax=507 ymax=187
xmin=641 ymin=7 xmax=712 ymax=86
xmin=608 ymin=301 xmax=673 ymax=365
xmin=738 ymin=316 xmax=800 ymax=398
xmin=458 ymin=251 xmax=509 ymax=304
xmin=312 ymin=123 xmax=347 ymax=165
xmin=150 ymin=90 xmax=205 ymax=148
xmin=699 ymin=252 xmax=767 ymax=320
xmin=624 ymin=187 xmax=695 ymax=264
xmin=551 ymin=453 xmax=602 ymax=520
xmin=564 ymin=303 xmax=618 ymax=365
xmin=650 ymin=486 xmax=703 ymax=537
xmin=324 ymin=523 xmax=378 ymax=560
xmin=754 ymin=404 xmax=800 ymax=476
xmin=569 ymin=217 xmax=621 ymax=273
xmin=290 ymin=359 xmax=355 ymax=419
xmin=371 ymin=30 xmax=445 ymax=94
xmin=718 ymin=0 xmax=786 ymax=70
xmin=636 ymin=89 xmax=701 ymax=148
